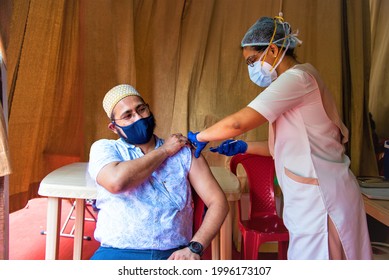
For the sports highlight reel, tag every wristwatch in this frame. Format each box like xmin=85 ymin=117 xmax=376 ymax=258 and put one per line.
xmin=187 ymin=241 xmax=204 ymax=256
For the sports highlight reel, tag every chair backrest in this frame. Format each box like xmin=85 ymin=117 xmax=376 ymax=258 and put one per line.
xmin=230 ymin=154 xmax=277 ymax=220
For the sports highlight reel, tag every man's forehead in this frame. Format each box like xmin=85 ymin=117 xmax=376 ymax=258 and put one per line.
xmin=114 ymin=96 xmax=144 ymax=113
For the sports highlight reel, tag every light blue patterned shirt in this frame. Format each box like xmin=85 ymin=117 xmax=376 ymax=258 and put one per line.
xmin=88 ymin=136 xmax=193 ymax=250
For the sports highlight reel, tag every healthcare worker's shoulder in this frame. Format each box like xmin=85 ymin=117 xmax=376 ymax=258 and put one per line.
xmin=280 ymin=63 xmax=317 ymax=86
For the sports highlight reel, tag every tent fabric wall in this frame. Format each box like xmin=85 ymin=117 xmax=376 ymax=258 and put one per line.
xmin=0 ymin=0 xmax=382 ymax=213
xmin=369 ymin=0 xmax=389 ymax=140
xmin=5 ymin=0 xmax=82 ymax=212
xmin=0 ymin=0 xmax=13 ymax=259
xmin=341 ymin=0 xmax=377 ymax=176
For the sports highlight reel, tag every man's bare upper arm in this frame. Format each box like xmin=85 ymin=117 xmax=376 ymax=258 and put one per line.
xmin=188 ymin=152 xmax=225 ymax=207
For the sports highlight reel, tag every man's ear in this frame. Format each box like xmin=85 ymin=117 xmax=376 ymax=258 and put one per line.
xmin=108 ymin=122 xmax=118 ymax=134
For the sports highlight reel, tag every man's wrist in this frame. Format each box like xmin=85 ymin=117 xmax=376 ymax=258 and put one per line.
xmin=159 ymin=146 xmax=170 ymax=157
xmin=187 ymin=241 xmax=204 ymax=256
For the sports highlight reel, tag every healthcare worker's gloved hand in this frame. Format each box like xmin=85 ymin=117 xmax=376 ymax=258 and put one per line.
xmin=209 ymin=139 xmax=248 ymax=156
xmin=188 ymin=131 xmax=209 ymax=158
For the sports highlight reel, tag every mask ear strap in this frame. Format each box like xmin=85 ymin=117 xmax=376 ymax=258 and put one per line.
xmin=271 ymin=40 xmax=289 ymax=72
xmin=271 ymin=19 xmax=288 ymax=70
xmin=270 ymin=16 xmax=293 ymax=71
xmin=261 ymin=17 xmax=279 ymax=66
xmin=112 ymin=121 xmax=122 ymax=128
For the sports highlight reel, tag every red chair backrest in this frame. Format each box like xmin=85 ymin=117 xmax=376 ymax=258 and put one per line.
xmin=230 ymin=154 xmax=277 ymax=220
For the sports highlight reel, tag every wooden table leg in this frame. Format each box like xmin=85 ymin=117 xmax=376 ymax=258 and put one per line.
xmin=73 ymin=198 xmax=85 ymax=260
xmin=211 ymin=232 xmax=220 ymax=260
xmin=45 ymin=197 xmax=62 ymax=260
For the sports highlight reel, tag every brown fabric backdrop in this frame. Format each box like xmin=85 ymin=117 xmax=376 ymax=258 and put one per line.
xmin=1 ymin=0 xmax=383 ymax=213
xmin=0 ymin=0 xmax=12 ymax=259
xmin=341 ymin=0 xmax=377 ymax=175
xmin=369 ymin=0 xmax=389 ymax=140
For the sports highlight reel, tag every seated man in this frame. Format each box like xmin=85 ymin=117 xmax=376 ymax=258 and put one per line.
xmin=88 ymin=84 xmax=228 ymax=260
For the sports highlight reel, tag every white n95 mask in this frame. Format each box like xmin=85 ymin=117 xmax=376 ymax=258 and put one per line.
xmin=248 ymin=60 xmax=278 ymax=87
xmin=248 ymin=43 xmax=289 ymax=87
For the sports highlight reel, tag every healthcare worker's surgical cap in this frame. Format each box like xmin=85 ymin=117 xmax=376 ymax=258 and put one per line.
xmin=241 ymin=17 xmax=301 ymax=48
xmin=103 ymin=84 xmax=142 ymax=118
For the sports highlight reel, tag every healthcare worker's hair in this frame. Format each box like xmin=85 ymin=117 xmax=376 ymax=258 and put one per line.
xmin=241 ymin=16 xmax=301 ymax=57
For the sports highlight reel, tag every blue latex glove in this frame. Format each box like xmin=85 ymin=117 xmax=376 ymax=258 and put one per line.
xmin=188 ymin=131 xmax=209 ymax=158
xmin=209 ymin=139 xmax=248 ymax=156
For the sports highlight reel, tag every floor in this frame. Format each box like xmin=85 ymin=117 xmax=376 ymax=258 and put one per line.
xmin=9 ymin=198 xmax=99 ymax=260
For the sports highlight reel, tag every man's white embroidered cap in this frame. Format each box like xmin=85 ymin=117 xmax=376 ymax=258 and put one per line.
xmin=103 ymin=84 xmax=141 ymax=118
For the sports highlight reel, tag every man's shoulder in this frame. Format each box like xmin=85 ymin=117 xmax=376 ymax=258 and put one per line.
xmin=92 ymin=138 xmax=116 ymax=144
xmin=156 ymin=137 xmax=192 ymax=157
xmin=176 ymin=145 xmax=193 ymax=157
xmin=91 ymin=138 xmax=121 ymax=147
xmin=90 ymin=138 xmax=125 ymax=153
xmin=167 ymin=145 xmax=193 ymax=168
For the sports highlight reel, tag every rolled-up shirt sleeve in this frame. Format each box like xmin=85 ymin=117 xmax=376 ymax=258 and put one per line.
xmin=88 ymin=139 xmax=123 ymax=181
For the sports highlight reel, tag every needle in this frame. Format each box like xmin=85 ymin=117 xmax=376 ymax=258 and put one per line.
xmin=209 ymin=140 xmax=238 ymax=150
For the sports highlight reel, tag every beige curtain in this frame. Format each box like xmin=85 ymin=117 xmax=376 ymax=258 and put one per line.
xmin=369 ymin=0 xmax=389 ymax=140
xmin=0 ymin=0 xmax=13 ymax=260
xmin=0 ymin=103 xmax=11 ymax=259
xmin=2 ymin=0 xmax=380 ymax=212
xmin=5 ymin=0 xmax=82 ymax=212
xmin=341 ymin=0 xmax=377 ymax=175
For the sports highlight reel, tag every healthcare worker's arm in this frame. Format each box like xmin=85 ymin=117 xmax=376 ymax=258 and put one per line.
xmin=197 ymin=107 xmax=267 ymax=142
xmin=209 ymin=139 xmax=270 ymax=157
xmin=188 ymin=107 xmax=268 ymax=157
xmin=246 ymin=141 xmax=271 ymax=156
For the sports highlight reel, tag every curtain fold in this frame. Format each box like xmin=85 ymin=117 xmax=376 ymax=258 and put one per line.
xmin=2 ymin=0 xmax=382 ymax=212
xmin=341 ymin=0 xmax=377 ymax=176
xmin=6 ymin=0 xmax=82 ymax=212
xmin=1 ymin=0 xmax=15 ymax=259
xmin=369 ymin=0 xmax=389 ymax=141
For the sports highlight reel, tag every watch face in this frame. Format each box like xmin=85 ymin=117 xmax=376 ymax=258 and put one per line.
xmin=189 ymin=241 xmax=203 ymax=255
xmin=191 ymin=242 xmax=202 ymax=251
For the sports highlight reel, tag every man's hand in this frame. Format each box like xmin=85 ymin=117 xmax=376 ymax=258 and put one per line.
xmin=209 ymin=139 xmax=247 ymax=156
xmin=161 ymin=133 xmax=190 ymax=156
xmin=167 ymin=247 xmax=201 ymax=260
xmin=187 ymin=131 xmax=209 ymax=158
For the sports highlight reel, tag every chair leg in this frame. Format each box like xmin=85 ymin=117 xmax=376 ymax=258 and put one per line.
xmin=243 ymin=232 xmax=261 ymax=260
xmin=240 ymin=236 xmax=245 ymax=259
xmin=278 ymin=241 xmax=288 ymax=260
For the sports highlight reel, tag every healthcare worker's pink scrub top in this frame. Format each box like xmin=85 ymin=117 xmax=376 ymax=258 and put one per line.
xmin=248 ymin=63 xmax=372 ymax=260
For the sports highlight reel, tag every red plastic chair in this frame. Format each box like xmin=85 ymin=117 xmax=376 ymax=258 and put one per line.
xmin=230 ymin=153 xmax=289 ymax=260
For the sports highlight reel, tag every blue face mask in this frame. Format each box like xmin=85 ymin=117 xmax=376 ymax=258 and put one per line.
xmin=114 ymin=114 xmax=155 ymax=145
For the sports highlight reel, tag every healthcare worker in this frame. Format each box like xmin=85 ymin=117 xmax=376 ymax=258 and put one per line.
xmin=188 ymin=16 xmax=372 ymax=260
